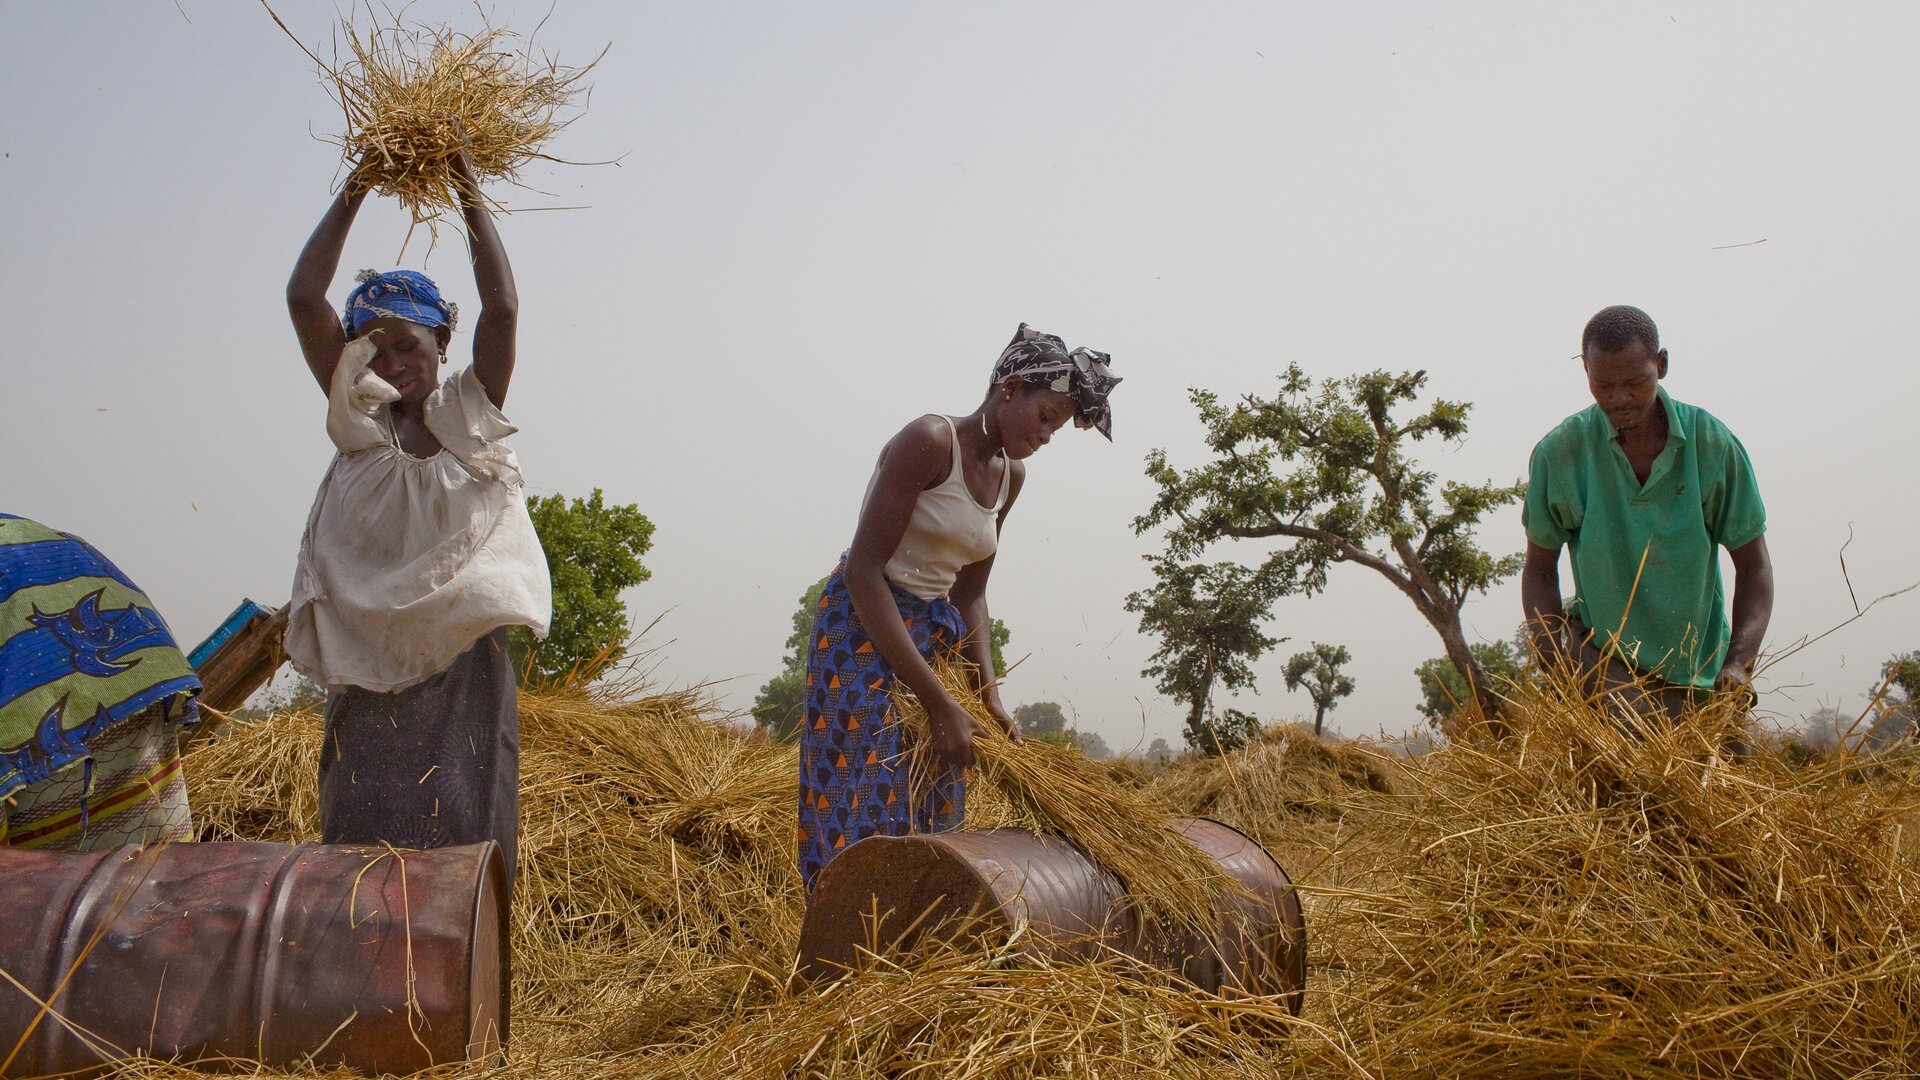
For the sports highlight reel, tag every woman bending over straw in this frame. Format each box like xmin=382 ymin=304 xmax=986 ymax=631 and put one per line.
xmin=282 ymin=143 xmax=550 ymax=886
xmin=798 ymin=324 xmax=1120 ymax=893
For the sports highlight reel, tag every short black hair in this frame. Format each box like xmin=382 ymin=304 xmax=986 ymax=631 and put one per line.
xmin=1582 ymin=305 xmax=1660 ymax=357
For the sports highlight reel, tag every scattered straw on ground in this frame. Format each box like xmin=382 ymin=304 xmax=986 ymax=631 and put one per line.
xmin=104 ymin=666 xmax=1920 ymax=1077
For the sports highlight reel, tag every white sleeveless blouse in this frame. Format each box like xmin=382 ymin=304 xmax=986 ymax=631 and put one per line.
xmin=863 ymin=415 xmax=1010 ymax=601
xmin=285 ymin=339 xmax=552 ymax=693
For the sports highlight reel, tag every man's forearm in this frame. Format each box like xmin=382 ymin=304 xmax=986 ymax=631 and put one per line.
xmin=1524 ymin=598 xmax=1568 ymax=667
xmin=1725 ymin=577 xmax=1772 ymax=670
xmin=1521 ymin=547 xmax=1569 ymax=668
xmin=1724 ymin=537 xmax=1774 ymax=671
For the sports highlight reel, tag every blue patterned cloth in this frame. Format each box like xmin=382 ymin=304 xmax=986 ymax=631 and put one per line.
xmin=342 ymin=269 xmax=457 ymax=337
xmin=797 ymin=561 xmax=967 ymax=893
xmin=0 ymin=515 xmax=199 ymax=799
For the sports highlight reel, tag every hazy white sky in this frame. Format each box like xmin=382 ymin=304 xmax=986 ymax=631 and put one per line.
xmin=4 ymin=2 xmax=1915 ymax=749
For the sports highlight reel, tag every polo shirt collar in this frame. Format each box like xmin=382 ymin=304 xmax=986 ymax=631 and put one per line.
xmin=1594 ymin=385 xmax=1688 ymax=445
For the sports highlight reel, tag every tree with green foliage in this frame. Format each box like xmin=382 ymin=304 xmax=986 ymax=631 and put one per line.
xmin=510 ymin=489 xmax=655 ymax=686
xmin=1125 ymin=555 xmax=1283 ymax=755
xmin=754 ymin=577 xmax=1010 ymax=742
xmin=1145 ymin=737 xmax=1174 ymax=764
xmin=1014 ymin=701 xmax=1113 ymax=757
xmin=1204 ymin=708 xmax=1263 ymax=755
xmin=752 ymin=576 xmax=829 ymax=741
xmin=1797 ymin=705 xmax=1859 ymax=755
xmin=1136 ymin=366 xmax=1525 ymax=728
xmin=1863 ymin=651 xmax=1920 ymax=749
xmin=1882 ymin=651 xmax=1920 ymax=706
xmin=1284 ymin=642 xmax=1357 ymax=737
xmin=988 ymin=620 xmax=1010 ymax=684
xmin=1015 ymin=700 xmax=1068 ymax=741
xmin=1073 ymin=730 xmax=1113 ymax=759
xmin=1415 ymin=639 xmax=1525 ymax=726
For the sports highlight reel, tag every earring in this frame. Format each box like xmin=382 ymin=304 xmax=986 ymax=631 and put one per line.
xmin=440 ymin=354 xmax=449 ymax=365
xmin=1003 ymin=391 xmax=1012 ymax=401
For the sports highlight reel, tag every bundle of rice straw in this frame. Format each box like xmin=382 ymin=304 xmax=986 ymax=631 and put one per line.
xmin=267 ymin=4 xmax=600 ymax=226
xmin=894 ymin=659 xmax=1251 ymax=941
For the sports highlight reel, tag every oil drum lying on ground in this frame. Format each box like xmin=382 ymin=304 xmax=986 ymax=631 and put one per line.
xmin=797 ymin=817 xmax=1306 ymax=1012
xmin=0 ymin=840 xmax=507 ymax=1077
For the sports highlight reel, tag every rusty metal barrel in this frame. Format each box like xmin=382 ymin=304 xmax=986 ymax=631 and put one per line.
xmin=0 ymin=840 xmax=507 ymax=1077
xmin=798 ymin=817 xmax=1306 ymax=1012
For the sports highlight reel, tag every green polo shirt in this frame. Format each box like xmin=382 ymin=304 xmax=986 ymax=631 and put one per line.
xmin=1523 ymin=387 xmax=1766 ymax=688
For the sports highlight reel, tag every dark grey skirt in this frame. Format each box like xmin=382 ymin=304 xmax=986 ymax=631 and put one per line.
xmin=319 ymin=628 xmax=518 ymax=886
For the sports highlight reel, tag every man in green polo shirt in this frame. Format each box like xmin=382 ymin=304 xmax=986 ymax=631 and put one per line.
xmin=1522 ymin=305 xmax=1773 ymax=720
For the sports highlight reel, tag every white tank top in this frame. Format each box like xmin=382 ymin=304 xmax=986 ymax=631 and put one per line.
xmin=862 ymin=415 xmax=1011 ymax=601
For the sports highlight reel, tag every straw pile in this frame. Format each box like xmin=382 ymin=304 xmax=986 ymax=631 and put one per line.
xmin=1295 ymin=680 xmax=1920 ymax=1077
xmin=115 ymin=667 xmax=1920 ymax=1077
xmin=268 ymin=5 xmax=598 ymax=225
xmin=894 ymin=660 xmax=1252 ymax=940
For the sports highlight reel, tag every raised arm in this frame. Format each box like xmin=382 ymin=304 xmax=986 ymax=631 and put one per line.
xmin=286 ymin=167 xmax=368 ymax=392
xmin=450 ymin=146 xmax=519 ymax=409
xmin=846 ymin=418 xmax=988 ymax=769
xmin=1717 ymin=534 xmax=1774 ymax=693
xmin=1521 ymin=541 xmax=1571 ymax=674
xmin=949 ymin=462 xmax=1026 ymax=743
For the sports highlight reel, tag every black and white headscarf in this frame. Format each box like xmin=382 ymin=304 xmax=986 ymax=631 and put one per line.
xmin=990 ymin=323 xmax=1122 ymax=440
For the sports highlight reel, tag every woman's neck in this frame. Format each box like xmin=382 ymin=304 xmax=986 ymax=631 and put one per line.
xmin=956 ymin=406 xmax=1003 ymax=461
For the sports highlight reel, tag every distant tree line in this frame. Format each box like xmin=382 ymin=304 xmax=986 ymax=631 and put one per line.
xmin=1013 ymin=701 xmax=1112 ymax=759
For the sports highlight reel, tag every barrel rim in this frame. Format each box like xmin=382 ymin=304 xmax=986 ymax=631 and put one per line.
xmin=465 ymin=839 xmax=510 ymax=1062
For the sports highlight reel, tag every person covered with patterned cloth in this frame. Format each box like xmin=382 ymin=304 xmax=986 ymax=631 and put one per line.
xmin=0 ymin=514 xmax=200 ymax=850
xmin=797 ymin=323 xmax=1122 ymax=893
xmin=282 ymin=143 xmax=550 ymax=886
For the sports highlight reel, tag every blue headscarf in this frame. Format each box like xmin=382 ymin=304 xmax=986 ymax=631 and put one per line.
xmin=341 ymin=269 xmax=460 ymax=338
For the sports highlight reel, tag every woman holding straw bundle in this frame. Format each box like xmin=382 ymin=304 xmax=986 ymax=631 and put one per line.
xmin=797 ymin=324 xmax=1120 ymax=893
xmin=282 ymin=139 xmax=550 ymax=885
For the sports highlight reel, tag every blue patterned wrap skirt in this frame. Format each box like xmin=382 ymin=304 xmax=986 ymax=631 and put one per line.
xmin=797 ymin=561 xmax=967 ymax=894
